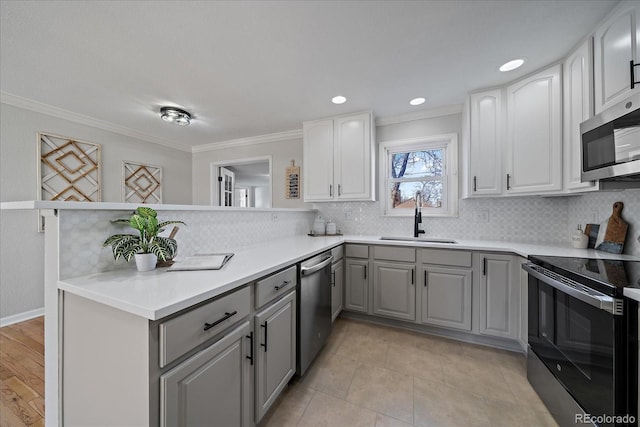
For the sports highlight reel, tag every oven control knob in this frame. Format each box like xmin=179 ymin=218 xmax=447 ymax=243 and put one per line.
xmin=556 ymin=364 xmax=562 ymax=372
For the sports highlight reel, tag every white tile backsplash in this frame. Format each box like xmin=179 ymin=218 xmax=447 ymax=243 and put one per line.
xmin=59 ymin=209 xmax=316 ymax=279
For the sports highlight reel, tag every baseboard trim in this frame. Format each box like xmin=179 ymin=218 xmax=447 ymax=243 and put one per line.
xmin=0 ymin=307 xmax=45 ymax=327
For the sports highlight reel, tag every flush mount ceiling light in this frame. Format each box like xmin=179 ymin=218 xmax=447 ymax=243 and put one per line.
xmin=160 ymin=106 xmax=191 ymax=126
xmin=331 ymin=95 xmax=347 ymax=104
xmin=410 ymin=97 xmax=426 ymax=106
xmin=499 ymin=59 xmax=525 ymax=72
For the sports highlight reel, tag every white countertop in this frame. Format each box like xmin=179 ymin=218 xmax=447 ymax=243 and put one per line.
xmin=58 ymin=234 xmax=640 ymax=320
xmin=625 ymin=288 xmax=640 ymax=303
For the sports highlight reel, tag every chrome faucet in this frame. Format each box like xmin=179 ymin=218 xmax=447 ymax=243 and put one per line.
xmin=414 ymin=191 xmax=425 ymax=238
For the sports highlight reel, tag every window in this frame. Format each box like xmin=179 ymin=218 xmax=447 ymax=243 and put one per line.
xmin=379 ymin=134 xmax=458 ymax=217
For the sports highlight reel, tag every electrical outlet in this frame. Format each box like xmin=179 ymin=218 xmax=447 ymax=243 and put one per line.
xmin=271 ymin=213 xmax=279 ymax=222
xmin=475 ymin=210 xmax=489 ymax=223
xmin=344 ymin=210 xmax=353 ymax=220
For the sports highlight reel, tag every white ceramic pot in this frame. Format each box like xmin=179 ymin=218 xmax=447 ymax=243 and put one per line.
xmin=135 ymin=253 xmax=158 ymax=272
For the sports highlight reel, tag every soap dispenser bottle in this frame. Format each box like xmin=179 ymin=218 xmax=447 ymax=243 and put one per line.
xmin=571 ymin=224 xmax=589 ymax=249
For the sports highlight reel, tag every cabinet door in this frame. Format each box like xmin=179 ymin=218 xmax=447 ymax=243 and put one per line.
xmin=594 ymin=3 xmax=640 ymax=114
xmin=331 ymin=260 xmax=344 ymax=322
xmin=254 ymin=291 xmax=296 ymax=422
xmin=344 ymin=259 xmax=369 ymax=313
xmin=478 ymin=254 xmax=518 ymax=339
xmin=420 ymin=266 xmax=472 ymax=331
xmin=469 ymin=89 xmax=503 ymax=195
xmin=505 ymin=64 xmax=562 ymax=194
xmin=564 ymin=39 xmax=598 ymax=192
xmin=303 ymin=119 xmax=334 ymax=201
xmin=372 ymin=261 xmax=416 ymax=321
xmin=160 ymin=321 xmax=252 ymax=427
xmin=334 ymin=113 xmax=373 ymax=201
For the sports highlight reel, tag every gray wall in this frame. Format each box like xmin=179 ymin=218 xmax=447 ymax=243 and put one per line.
xmin=0 ymin=103 xmax=192 ymax=321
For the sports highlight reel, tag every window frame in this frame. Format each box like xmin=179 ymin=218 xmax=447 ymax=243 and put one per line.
xmin=378 ymin=133 xmax=458 ymax=217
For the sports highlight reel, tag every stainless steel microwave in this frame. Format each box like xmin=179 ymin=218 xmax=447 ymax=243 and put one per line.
xmin=581 ymin=93 xmax=640 ymax=182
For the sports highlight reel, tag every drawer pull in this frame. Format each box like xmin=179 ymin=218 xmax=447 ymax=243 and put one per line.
xmin=246 ymin=332 xmax=254 ymax=365
xmin=203 ymin=310 xmax=237 ymax=331
xmin=261 ymin=321 xmax=268 ymax=352
xmin=274 ymin=280 xmax=291 ymax=291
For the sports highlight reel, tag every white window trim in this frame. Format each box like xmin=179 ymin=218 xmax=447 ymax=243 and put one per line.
xmin=378 ymin=133 xmax=458 ymax=217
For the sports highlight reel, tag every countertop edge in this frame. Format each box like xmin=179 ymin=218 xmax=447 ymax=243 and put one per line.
xmin=58 ymin=235 xmax=639 ymax=320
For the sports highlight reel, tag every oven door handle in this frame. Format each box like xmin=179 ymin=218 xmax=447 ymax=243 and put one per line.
xmin=522 ymin=263 xmax=622 ymax=315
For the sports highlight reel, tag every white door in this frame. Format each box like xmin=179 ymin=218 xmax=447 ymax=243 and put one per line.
xmin=303 ymin=119 xmax=334 ymax=201
xmin=334 ymin=113 xmax=372 ymax=200
xmin=505 ymin=64 xmax=562 ymax=194
xmin=219 ymin=167 xmax=235 ymax=207
xmin=469 ymin=89 xmax=503 ymax=196
xmin=593 ymin=3 xmax=640 ymax=114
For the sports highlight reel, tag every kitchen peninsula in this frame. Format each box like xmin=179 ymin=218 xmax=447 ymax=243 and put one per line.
xmin=2 ymin=200 xmax=638 ymax=426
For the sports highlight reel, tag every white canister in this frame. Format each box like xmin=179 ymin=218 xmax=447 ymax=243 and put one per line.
xmin=326 ymin=222 xmax=337 ymax=235
xmin=313 ymin=217 xmax=326 ymax=235
xmin=571 ymin=225 xmax=589 ymax=249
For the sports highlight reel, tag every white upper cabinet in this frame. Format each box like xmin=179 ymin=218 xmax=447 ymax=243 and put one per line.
xmin=563 ymin=39 xmax=598 ymax=192
xmin=505 ymin=64 xmax=562 ymax=194
xmin=303 ymin=112 xmax=375 ymax=202
xmin=594 ymin=1 xmax=640 ymax=114
xmin=303 ymin=119 xmax=334 ymax=201
xmin=468 ymin=89 xmax=504 ymax=196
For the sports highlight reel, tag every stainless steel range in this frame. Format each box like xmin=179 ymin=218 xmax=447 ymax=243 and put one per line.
xmin=524 ymin=256 xmax=639 ymax=427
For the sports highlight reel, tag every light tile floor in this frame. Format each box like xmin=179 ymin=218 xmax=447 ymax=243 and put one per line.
xmin=261 ymin=318 xmax=558 ymax=427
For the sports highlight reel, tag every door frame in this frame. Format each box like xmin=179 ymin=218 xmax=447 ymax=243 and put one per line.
xmin=209 ymin=156 xmax=273 ymax=207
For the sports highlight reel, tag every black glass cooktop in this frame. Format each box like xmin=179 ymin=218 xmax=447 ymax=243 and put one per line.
xmin=529 ymin=255 xmax=640 ymax=297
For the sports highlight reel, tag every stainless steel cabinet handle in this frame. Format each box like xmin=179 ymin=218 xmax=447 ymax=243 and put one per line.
xmin=506 ymin=174 xmax=511 ymax=190
xmin=473 ymin=176 xmax=477 ymax=192
xmin=424 ymin=270 xmax=428 ymax=287
xmin=364 ymin=265 xmax=367 ymax=280
xmin=261 ymin=321 xmax=268 ymax=352
xmin=331 ymin=271 xmax=336 ymax=286
xmin=246 ymin=332 xmax=254 ymax=365
xmin=204 ymin=310 xmax=237 ymax=331
xmin=329 ymin=184 xmax=333 ymax=197
xmin=411 ymin=268 xmax=414 ymax=285
xmin=274 ymin=280 xmax=291 ymax=291
xmin=338 ymin=184 xmax=341 ymax=196
xmin=482 ymin=258 xmax=487 ymax=276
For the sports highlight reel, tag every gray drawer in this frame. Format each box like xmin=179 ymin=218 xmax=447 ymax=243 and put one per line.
xmin=331 ymin=245 xmax=344 ymax=261
xmin=159 ymin=286 xmax=251 ymax=368
xmin=374 ymin=245 xmax=416 ymax=262
xmin=345 ymin=244 xmax=369 ymax=259
xmin=421 ymin=249 xmax=472 ymax=267
xmin=255 ymin=265 xmax=297 ymax=309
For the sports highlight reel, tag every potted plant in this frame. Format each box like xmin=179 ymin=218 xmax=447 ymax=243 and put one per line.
xmin=103 ymin=206 xmax=185 ymax=272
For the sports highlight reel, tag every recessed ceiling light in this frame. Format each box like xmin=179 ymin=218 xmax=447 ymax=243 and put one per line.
xmin=410 ymin=97 xmax=426 ymax=106
xmin=499 ymin=59 xmax=525 ymax=72
xmin=331 ymin=95 xmax=347 ymax=104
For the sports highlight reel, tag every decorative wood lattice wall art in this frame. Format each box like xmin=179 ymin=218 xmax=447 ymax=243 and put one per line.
xmin=38 ymin=133 xmax=102 ymax=202
xmin=123 ymin=161 xmax=162 ymax=203
xmin=286 ymin=160 xmax=300 ymax=199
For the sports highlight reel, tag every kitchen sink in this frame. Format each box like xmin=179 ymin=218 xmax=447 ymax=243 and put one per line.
xmin=379 ymin=236 xmax=458 ymax=244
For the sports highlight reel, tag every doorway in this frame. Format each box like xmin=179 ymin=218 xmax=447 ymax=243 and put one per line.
xmin=210 ymin=156 xmax=272 ymax=208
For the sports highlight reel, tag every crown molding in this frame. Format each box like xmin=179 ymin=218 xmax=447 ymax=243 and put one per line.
xmin=192 ymin=129 xmax=303 ymax=153
xmin=375 ymin=104 xmax=463 ymax=126
xmin=0 ymin=91 xmax=193 ymax=152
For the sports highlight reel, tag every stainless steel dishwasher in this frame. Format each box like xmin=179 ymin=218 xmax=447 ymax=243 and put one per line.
xmin=297 ymin=251 xmax=333 ymax=376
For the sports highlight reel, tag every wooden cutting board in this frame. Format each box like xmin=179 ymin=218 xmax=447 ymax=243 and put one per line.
xmin=592 ymin=202 xmax=628 ymax=254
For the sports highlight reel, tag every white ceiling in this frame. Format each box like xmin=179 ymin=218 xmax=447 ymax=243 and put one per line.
xmin=0 ymin=0 xmax=618 ymax=151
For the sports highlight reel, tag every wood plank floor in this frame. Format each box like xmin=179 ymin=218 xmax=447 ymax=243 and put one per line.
xmin=0 ymin=317 xmax=45 ymax=427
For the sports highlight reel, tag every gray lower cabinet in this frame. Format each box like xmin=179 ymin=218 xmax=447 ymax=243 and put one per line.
xmin=254 ymin=290 xmax=296 ymax=422
xmin=160 ymin=320 xmax=252 ymax=427
xmin=372 ymin=261 xmax=416 ymax=321
xmin=420 ymin=266 xmax=472 ymax=331
xmin=478 ymin=253 xmax=519 ymax=339
xmin=345 ymin=258 xmax=369 ymax=312
xmin=331 ymin=259 xmax=344 ymax=321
